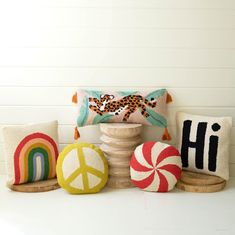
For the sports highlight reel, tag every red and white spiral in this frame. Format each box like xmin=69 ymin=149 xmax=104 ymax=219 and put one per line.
xmin=130 ymin=142 xmax=182 ymax=192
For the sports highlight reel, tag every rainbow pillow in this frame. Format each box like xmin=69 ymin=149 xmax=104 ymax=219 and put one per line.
xmin=2 ymin=121 xmax=59 ymax=187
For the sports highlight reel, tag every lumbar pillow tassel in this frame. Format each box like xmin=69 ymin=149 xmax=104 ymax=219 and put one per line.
xmin=56 ymin=143 xmax=108 ymax=194
xmin=130 ymin=142 xmax=182 ymax=192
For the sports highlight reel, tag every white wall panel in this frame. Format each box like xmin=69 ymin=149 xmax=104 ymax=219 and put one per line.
xmin=2 ymin=0 xmax=235 ymax=9
xmin=1 ymin=48 xmax=234 ymax=68
xmin=0 ymin=68 xmax=235 ymax=88
xmin=2 ymin=29 xmax=235 ymax=49
xmin=1 ymin=8 xmax=235 ymax=29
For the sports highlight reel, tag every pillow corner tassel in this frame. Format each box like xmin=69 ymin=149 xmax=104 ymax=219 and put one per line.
xmin=72 ymin=92 xmax=78 ymax=104
xmin=74 ymin=127 xmax=80 ymax=140
xmin=166 ymin=92 xmax=173 ymax=104
xmin=162 ymin=128 xmax=171 ymax=141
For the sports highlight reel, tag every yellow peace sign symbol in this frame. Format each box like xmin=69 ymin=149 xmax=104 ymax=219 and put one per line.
xmin=56 ymin=143 xmax=108 ymax=194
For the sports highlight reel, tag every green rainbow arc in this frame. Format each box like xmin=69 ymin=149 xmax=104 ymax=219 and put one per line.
xmin=28 ymin=147 xmax=50 ymax=183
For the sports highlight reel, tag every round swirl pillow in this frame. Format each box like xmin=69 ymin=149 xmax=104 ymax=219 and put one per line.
xmin=56 ymin=143 xmax=108 ymax=194
xmin=130 ymin=142 xmax=182 ymax=192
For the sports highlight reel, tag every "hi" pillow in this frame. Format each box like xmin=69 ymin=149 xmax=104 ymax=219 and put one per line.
xmin=176 ymin=112 xmax=232 ymax=180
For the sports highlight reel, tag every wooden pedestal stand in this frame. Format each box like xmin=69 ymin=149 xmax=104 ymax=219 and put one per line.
xmin=100 ymin=123 xmax=142 ymax=189
xmin=8 ymin=178 xmax=60 ymax=193
xmin=176 ymin=171 xmax=226 ymax=193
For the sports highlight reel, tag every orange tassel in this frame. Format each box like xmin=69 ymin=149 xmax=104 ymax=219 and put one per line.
xmin=74 ymin=127 xmax=80 ymax=140
xmin=162 ymin=128 xmax=171 ymax=141
xmin=166 ymin=92 xmax=173 ymax=104
xmin=72 ymin=92 xmax=78 ymax=104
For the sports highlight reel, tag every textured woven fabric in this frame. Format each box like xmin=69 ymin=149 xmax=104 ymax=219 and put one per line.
xmin=177 ymin=112 xmax=232 ymax=180
xmin=73 ymin=89 xmax=172 ymax=140
xmin=130 ymin=142 xmax=182 ymax=192
xmin=2 ymin=121 xmax=59 ymax=186
xmin=56 ymin=143 xmax=108 ymax=194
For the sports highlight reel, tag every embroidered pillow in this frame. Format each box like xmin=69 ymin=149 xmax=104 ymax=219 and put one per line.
xmin=72 ymin=89 xmax=172 ymax=141
xmin=56 ymin=143 xmax=108 ymax=194
xmin=2 ymin=120 xmax=59 ymax=187
xmin=176 ymin=112 xmax=232 ymax=180
xmin=130 ymin=142 xmax=182 ymax=192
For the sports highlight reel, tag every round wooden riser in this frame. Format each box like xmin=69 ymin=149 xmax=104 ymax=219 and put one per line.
xmin=176 ymin=171 xmax=226 ymax=193
xmin=100 ymin=144 xmax=135 ymax=158
xmin=8 ymin=178 xmax=60 ymax=193
xmin=100 ymin=134 xmax=142 ymax=148
xmin=107 ymin=177 xmax=135 ymax=189
xmin=100 ymin=123 xmax=142 ymax=189
xmin=108 ymin=158 xmax=130 ymax=168
xmin=100 ymin=123 xmax=142 ymax=139
xmin=109 ymin=167 xmax=131 ymax=177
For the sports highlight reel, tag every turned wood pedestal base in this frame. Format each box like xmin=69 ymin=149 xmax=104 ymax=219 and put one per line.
xmin=100 ymin=123 xmax=142 ymax=189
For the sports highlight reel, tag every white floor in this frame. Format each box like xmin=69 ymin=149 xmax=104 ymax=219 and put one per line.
xmin=0 ymin=176 xmax=235 ymax=235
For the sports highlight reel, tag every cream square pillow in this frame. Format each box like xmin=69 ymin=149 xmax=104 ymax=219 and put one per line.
xmin=2 ymin=120 xmax=59 ymax=186
xmin=176 ymin=112 xmax=232 ymax=180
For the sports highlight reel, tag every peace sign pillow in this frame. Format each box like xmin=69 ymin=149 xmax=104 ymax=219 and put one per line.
xmin=56 ymin=143 xmax=108 ymax=194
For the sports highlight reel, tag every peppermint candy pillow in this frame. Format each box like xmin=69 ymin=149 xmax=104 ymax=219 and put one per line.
xmin=72 ymin=89 xmax=172 ymax=141
xmin=130 ymin=142 xmax=182 ymax=192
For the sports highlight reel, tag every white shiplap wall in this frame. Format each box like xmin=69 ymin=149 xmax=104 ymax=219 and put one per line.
xmin=0 ymin=0 xmax=235 ymax=175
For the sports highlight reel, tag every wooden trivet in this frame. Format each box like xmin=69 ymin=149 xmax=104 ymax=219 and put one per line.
xmin=8 ymin=178 xmax=60 ymax=193
xmin=176 ymin=171 xmax=226 ymax=193
xmin=180 ymin=171 xmax=225 ymax=186
xmin=176 ymin=180 xmax=226 ymax=193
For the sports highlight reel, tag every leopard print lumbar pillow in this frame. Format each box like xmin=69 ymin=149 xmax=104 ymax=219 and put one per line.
xmin=72 ymin=89 xmax=172 ymax=141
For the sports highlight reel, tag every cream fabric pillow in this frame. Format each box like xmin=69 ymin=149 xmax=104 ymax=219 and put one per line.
xmin=2 ymin=120 xmax=59 ymax=186
xmin=176 ymin=112 xmax=232 ymax=180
